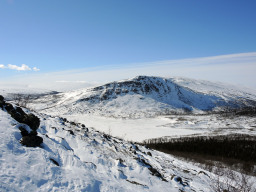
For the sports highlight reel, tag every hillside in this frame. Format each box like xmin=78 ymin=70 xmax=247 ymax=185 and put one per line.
xmin=0 ymin=98 xmax=220 ymax=191
xmin=29 ymin=76 xmax=256 ymax=118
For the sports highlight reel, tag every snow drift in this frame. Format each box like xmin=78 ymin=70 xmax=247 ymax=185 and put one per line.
xmin=0 ymin=102 xmax=219 ymax=191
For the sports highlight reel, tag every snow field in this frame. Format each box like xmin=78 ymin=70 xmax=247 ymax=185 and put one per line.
xmin=0 ymin=109 xmax=220 ymax=191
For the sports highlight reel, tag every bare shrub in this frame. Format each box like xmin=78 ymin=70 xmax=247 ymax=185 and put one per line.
xmin=12 ymin=94 xmax=32 ymax=107
xmin=212 ymin=167 xmax=254 ymax=192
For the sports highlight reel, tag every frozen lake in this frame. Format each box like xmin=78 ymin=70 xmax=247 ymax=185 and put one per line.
xmin=62 ymin=114 xmax=256 ymax=142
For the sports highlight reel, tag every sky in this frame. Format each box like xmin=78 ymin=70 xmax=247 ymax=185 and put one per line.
xmin=0 ymin=0 xmax=256 ymax=91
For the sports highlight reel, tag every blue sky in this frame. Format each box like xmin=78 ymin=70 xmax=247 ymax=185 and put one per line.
xmin=0 ymin=0 xmax=256 ymax=89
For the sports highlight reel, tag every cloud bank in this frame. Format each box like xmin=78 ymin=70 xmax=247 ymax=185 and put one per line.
xmin=0 ymin=52 xmax=255 ymax=91
xmin=0 ymin=64 xmax=40 ymax=71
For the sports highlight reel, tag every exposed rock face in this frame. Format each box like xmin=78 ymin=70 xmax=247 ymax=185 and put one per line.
xmin=0 ymin=95 xmax=43 ymax=147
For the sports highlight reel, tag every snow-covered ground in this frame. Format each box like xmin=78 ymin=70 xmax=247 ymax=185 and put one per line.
xmin=60 ymin=115 xmax=201 ymax=142
xmin=57 ymin=114 xmax=256 ymax=142
xmin=172 ymin=77 xmax=256 ymax=99
xmin=24 ymin=76 xmax=256 ymax=142
xmin=0 ymin=107 xmax=223 ymax=191
xmin=1 ymin=76 xmax=256 ymax=191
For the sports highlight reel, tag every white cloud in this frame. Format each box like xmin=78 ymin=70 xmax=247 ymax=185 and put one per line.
xmin=2 ymin=64 xmax=40 ymax=71
xmin=0 ymin=52 xmax=256 ymax=91
xmin=8 ymin=64 xmax=31 ymax=71
xmin=33 ymin=67 xmax=40 ymax=71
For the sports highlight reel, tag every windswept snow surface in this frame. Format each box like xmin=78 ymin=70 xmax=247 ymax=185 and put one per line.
xmin=172 ymin=77 xmax=256 ymax=99
xmin=0 ymin=109 xmax=220 ymax=191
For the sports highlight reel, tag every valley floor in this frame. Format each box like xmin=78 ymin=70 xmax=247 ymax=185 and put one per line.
xmin=59 ymin=114 xmax=256 ymax=142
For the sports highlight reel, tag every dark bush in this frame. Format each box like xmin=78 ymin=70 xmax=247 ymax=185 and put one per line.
xmin=3 ymin=103 xmax=40 ymax=131
xmin=67 ymin=130 xmax=74 ymax=135
xmin=10 ymin=109 xmax=26 ymax=123
xmin=1 ymin=99 xmax=43 ymax=148
xmin=0 ymin=95 xmax=4 ymax=109
xmin=70 ymin=121 xmax=77 ymax=126
xmin=29 ymin=130 xmax=38 ymax=136
xmin=19 ymin=127 xmax=29 ymax=137
xmin=11 ymin=107 xmax=27 ymax=122
xmin=20 ymin=135 xmax=43 ymax=147
xmin=16 ymin=107 xmax=26 ymax=117
xmin=5 ymin=103 xmax=14 ymax=113
xmin=103 ymin=134 xmax=111 ymax=140
xmin=0 ymin=100 xmax=5 ymax=109
xmin=23 ymin=113 xmax=40 ymax=130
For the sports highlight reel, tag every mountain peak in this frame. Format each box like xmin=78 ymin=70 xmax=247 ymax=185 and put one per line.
xmin=30 ymin=76 xmax=256 ymax=118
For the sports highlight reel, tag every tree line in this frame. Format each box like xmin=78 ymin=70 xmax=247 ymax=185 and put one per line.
xmin=144 ymin=134 xmax=256 ymax=163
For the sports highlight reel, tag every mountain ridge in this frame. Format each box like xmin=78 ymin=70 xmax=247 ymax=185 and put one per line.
xmin=30 ymin=76 xmax=256 ymax=118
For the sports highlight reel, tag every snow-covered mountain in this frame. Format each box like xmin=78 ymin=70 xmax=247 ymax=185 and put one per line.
xmin=0 ymin=101 xmax=220 ymax=191
xmin=30 ymin=76 xmax=256 ymax=118
xmin=1 ymin=80 xmax=256 ymax=191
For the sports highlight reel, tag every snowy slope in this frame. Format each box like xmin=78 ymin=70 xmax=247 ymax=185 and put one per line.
xmin=0 ymin=106 xmax=221 ymax=191
xmin=0 ymin=86 xmax=53 ymax=98
xmin=172 ymin=77 xmax=256 ymax=103
xmin=30 ymin=76 xmax=256 ymax=118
